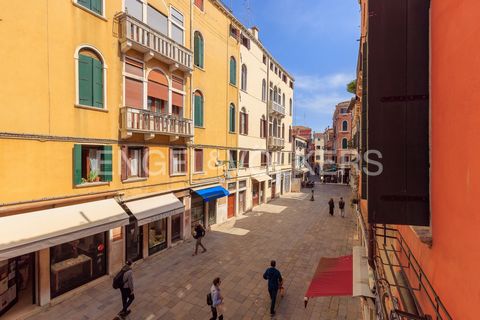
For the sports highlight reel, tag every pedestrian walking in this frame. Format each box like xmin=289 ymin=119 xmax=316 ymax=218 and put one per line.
xmin=263 ymin=260 xmax=283 ymax=316
xmin=192 ymin=223 xmax=207 ymax=256
xmin=210 ymin=277 xmax=224 ymax=320
xmin=339 ymin=197 xmax=346 ymax=217
xmin=113 ymin=259 xmax=135 ymax=318
xmin=328 ymin=198 xmax=335 ymax=216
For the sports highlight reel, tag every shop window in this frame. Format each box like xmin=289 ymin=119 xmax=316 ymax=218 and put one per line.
xmin=229 ymin=150 xmax=237 ymax=169
xmin=77 ymin=48 xmax=104 ymax=108
xmin=73 ymin=145 xmax=112 ymax=185
xmin=170 ymin=148 xmax=187 ymax=175
xmin=76 ymin=0 xmax=103 ymax=16
xmin=121 ymin=146 xmax=149 ymax=180
xmin=239 ymin=151 xmax=249 ymax=168
xmin=194 ymin=148 xmax=203 ymax=173
xmin=239 ymin=180 xmax=247 ymax=188
xmin=191 ymin=195 xmax=205 ymax=231
xmin=171 ymin=213 xmax=182 ymax=242
xmin=148 ymin=219 xmax=167 ymax=255
xmin=125 ymin=223 xmax=142 ymax=262
xmin=50 ymin=233 xmax=107 ymax=298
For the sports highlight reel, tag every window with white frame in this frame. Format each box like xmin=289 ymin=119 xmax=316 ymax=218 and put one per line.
xmin=148 ymin=5 xmax=168 ymax=35
xmin=170 ymin=7 xmax=184 ymax=45
xmin=125 ymin=0 xmax=143 ymax=21
xmin=170 ymin=148 xmax=187 ymax=174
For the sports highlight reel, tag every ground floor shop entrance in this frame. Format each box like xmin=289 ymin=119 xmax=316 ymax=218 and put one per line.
xmin=125 ymin=223 xmax=143 ymax=262
xmin=228 ymin=194 xmax=236 ymax=218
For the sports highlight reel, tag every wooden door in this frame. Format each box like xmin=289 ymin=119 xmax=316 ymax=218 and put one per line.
xmin=228 ymin=194 xmax=236 ymax=218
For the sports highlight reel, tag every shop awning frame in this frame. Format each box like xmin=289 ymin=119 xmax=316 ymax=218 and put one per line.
xmin=192 ymin=185 xmax=229 ymax=202
xmin=0 ymin=199 xmax=130 ymax=261
xmin=124 ymin=193 xmax=184 ymax=226
xmin=252 ymin=174 xmax=272 ymax=183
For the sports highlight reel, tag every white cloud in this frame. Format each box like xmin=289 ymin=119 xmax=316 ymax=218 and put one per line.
xmin=295 ymin=73 xmax=353 ymax=92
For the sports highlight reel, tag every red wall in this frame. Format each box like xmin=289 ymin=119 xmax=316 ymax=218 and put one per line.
xmin=401 ymin=1 xmax=480 ymax=319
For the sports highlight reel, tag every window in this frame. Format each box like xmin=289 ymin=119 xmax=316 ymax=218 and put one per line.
xmin=194 ymin=31 xmax=204 ymax=68
xmin=270 ymin=62 xmax=273 ymax=71
xmin=263 ymin=55 xmax=267 ymax=65
xmin=289 ymin=98 xmax=293 ymax=115
xmin=241 ymin=64 xmax=247 ymax=91
xmin=340 ymin=108 xmax=347 ymax=114
xmin=241 ymin=34 xmax=250 ymax=49
xmin=342 ymin=138 xmax=348 ymax=149
xmin=147 ymin=69 xmax=168 ymax=113
xmin=76 ymin=0 xmax=103 ymax=15
xmin=125 ymin=56 xmax=144 ymax=109
xmin=230 ymin=25 xmax=239 ymax=39
xmin=73 ymin=145 xmax=112 ymax=185
xmin=283 ymin=74 xmax=287 ymax=83
xmin=229 ymin=103 xmax=236 ymax=132
xmin=342 ymin=120 xmax=348 ymax=131
xmin=316 ymin=155 xmax=321 ymax=160
xmin=170 ymin=7 xmax=184 ymax=44
xmin=78 ymin=48 xmax=104 ymax=108
xmin=240 ymin=108 xmax=248 ymax=135
xmin=282 ymin=124 xmax=285 ymax=139
xmin=194 ymin=0 xmax=204 ymax=10
xmin=289 ymin=126 xmax=292 ymax=143
xmin=230 ymin=57 xmax=237 ymax=85
xmin=261 ymin=152 xmax=267 ymax=167
xmin=148 ymin=5 xmax=168 ymax=35
xmin=282 ymin=93 xmax=285 ymax=107
xmin=148 ymin=218 xmax=167 ymax=255
xmin=125 ymin=0 xmax=142 ymax=21
xmin=268 ymin=152 xmax=273 ymax=165
xmin=194 ymin=149 xmax=203 ymax=173
xmin=273 ymin=86 xmax=278 ymax=103
xmin=239 ymin=151 xmax=249 ymax=168
xmin=229 ymin=150 xmax=237 ymax=169
xmin=262 ymin=79 xmax=266 ymax=102
xmin=170 ymin=148 xmax=187 ymax=175
xmin=289 ymin=80 xmax=294 ymax=89
xmin=121 ymin=146 xmax=149 ymax=180
xmin=194 ymin=91 xmax=204 ymax=127
xmin=260 ymin=115 xmax=266 ymax=138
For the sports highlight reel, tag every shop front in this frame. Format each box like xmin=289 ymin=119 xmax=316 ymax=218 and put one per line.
xmin=252 ymin=174 xmax=271 ymax=205
xmin=191 ymin=185 xmax=229 ymax=228
xmin=123 ymin=193 xmax=184 ymax=258
xmin=0 ymin=199 xmax=130 ymax=317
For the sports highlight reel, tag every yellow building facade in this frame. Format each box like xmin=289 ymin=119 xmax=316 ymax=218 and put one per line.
xmin=0 ymin=0 xmax=293 ymax=317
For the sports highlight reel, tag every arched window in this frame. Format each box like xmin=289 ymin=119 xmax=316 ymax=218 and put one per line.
xmin=282 ymin=93 xmax=285 ymax=107
xmin=229 ymin=103 xmax=236 ymax=132
xmin=273 ymin=118 xmax=278 ymax=137
xmin=78 ymin=48 xmax=105 ymax=108
xmin=194 ymin=90 xmax=204 ymax=127
xmin=273 ymin=86 xmax=278 ymax=103
xmin=282 ymin=123 xmax=285 ymax=139
xmin=269 ymin=82 xmax=273 ymax=101
xmin=229 ymin=57 xmax=237 ymax=85
xmin=240 ymin=107 xmax=248 ymax=135
xmin=342 ymin=120 xmax=348 ymax=131
xmin=342 ymin=138 xmax=348 ymax=149
xmin=289 ymin=125 xmax=292 ymax=142
xmin=262 ymin=79 xmax=266 ymax=102
xmin=241 ymin=64 xmax=247 ymax=91
xmin=260 ymin=115 xmax=266 ymax=138
xmin=289 ymin=98 xmax=293 ymax=115
xmin=194 ymin=31 xmax=204 ymax=68
xmin=147 ymin=69 xmax=169 ymax=114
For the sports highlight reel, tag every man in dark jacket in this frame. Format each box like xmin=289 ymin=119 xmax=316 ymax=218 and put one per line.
xmin=193 ymin=223 xmax=207 ymax=256
xmin=339 ymin=197 xmax=346 ymax=217
xmin=119 ymin=260 xmax=135 ymax=317
xmin=263 ymin=260 xmax=283 ymax=316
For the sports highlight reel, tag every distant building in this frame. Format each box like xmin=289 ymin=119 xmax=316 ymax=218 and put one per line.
xmin=333 ymin=100 xmax=354 ymax=183
xmin=313 ymin=132 xmax=325 ymax=174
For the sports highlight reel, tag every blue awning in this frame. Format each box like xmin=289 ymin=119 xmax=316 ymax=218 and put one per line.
xmin=192 ymin=186 xmax=229 ymax=202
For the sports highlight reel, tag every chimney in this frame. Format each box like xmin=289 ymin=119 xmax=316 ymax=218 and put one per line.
xmin=250 ymin=26 xmax=259 ymax=40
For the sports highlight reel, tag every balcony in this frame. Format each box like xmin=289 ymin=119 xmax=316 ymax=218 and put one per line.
xmin=268 ymin=136 xmax=285 ymax=150
xmin=121 ymin=107 xmax=193 ymax=140
xmin=117 ymin=13 xmax=193 ymax=72
xmin=268 ymin=100 xmax=286 ymax=117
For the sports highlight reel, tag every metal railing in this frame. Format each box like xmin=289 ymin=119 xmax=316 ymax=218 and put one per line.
xmin=268 ymin=100 xmax=286 ymax=116
xmin=118 ymin=13 xmax=193 ymax=71
xmin=373 ymin=225 xmax=452 ymax=320
xmin=121 ymin=107 xmax=193 ymax=137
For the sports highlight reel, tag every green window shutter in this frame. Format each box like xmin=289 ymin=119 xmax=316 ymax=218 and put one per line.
xmin=230 ymin=58 xmax=236 ymax=85
xmin=91 ymin=0 xmax=102 ymax=15
xmin=101 ymin=145 xmax=113 ymax=182
xmin=79 ymin=54 xmax=93 ymax=106
xmin=229 ymin=106 xmax=235 ymax=132
xmin=199 ymin=37 xmax=204 ymax=68
xmin=194 ymin=34 xmax=200 ymax=67
xmin=92 ymin=58 xmax=104 ymax=108
xmin=194 ymin=95 xmax=203 ymax=127
xmin=73 ymin=144 xmax=83 ymax=185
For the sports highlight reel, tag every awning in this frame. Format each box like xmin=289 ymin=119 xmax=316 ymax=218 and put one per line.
xmin=353 ymin=246 xmax=374 ymax=298
xmin=0 ymin=199 xmax=129 ymax=261
xmin=252 ymin=174 xmax=272 ymax=183
xmin=192 ymin=185 xmax=229 ymax=202
xmin=304 ymin=255 xmax=353 ymax=307
xmin=124 ymin=193 xmax=184 ymax=226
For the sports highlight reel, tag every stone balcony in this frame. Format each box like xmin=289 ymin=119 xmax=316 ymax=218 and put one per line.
xmin=268 ymin=100 xmax=286 ymax=117
xmin=120 ymin=107 xmax=193 ymax=140
xmin=118 ymin=13 xmax=193 ymax=72
xmin=268 ymin=136 xmax=285 ymax=150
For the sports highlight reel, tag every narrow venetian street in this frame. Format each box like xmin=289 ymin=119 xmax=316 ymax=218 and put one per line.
xmin=27 ymin=184 xmax=360 ymax=320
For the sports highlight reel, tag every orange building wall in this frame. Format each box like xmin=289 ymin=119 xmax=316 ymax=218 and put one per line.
xmin=400 ymin=1 xmax=480 ymax=319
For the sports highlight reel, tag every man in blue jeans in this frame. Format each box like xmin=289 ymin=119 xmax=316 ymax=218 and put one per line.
xmin=263 ymin=260 xmax=283 ymax=316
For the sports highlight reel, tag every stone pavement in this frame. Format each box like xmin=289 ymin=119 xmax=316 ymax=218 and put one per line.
xmin=27 ymin=184 xmax=361 ymax=320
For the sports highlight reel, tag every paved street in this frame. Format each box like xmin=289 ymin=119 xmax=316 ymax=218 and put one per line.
xmin=28 ymin=184 xmax=360 ymax=320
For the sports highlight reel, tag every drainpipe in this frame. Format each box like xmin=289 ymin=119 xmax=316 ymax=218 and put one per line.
xmin=189 ymin=0 xmax=194 ymax=187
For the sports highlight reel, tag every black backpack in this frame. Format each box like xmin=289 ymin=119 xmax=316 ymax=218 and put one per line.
xmin=206 ymin=292 xmax=213 ymax=306
xmin=112 ymin=269 xmax=126 ymax=289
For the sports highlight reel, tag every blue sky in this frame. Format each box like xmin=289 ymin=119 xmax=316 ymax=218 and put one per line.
xmin=227 ymin=0 xmax=359 ymax=133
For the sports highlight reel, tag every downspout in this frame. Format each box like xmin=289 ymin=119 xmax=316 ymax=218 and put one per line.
xmin=189 ymin=0 xmax=194 ymax=188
